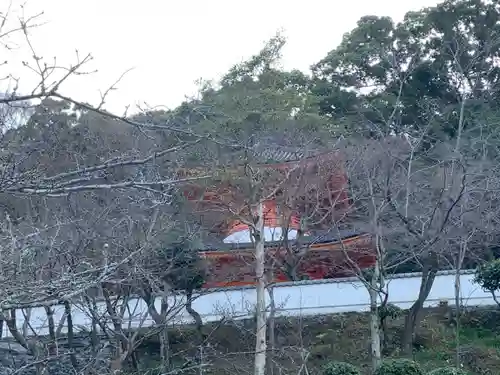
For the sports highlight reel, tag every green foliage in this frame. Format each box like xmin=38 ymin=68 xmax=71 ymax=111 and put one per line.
xmin=321 ymin=361 xmax=361 ymax=375
xmin=168 ymin=243 xmax=205 ymax=291
xmin=164 ymin=32 xmax=337 ymax=155
xmin=312 ymin=0 xmax=500 ymax=139
xmin=379 ymin=303 xmax=403 ymax=321
xmin=148 ymin=0 xmax=500 ymax=147
xmin=152 ymin=231 xmax=206 ymax=293
xmin=374 ymin=359 xmax=423 ymax=375
xmin=427 ymin=367 xmax=470 ymax=375
xmin=474 ymin=259 xmax=500 ymax=293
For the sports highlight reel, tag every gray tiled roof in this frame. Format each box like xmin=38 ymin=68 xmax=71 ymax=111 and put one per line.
xmin=235 ymin=142 xmax=324 ymax=165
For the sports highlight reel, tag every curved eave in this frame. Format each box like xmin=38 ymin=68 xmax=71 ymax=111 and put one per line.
xmin=176 ymin=150 xmax=342 ymax=179
xmin=199 ymin=233 xmax=372 ymax=259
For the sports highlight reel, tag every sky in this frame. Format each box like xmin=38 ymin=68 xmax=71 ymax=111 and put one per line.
xmin=3 ymin=0 xmax=441 ymax=115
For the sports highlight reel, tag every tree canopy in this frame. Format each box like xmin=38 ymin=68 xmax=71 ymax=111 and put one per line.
xmin=3 ymin=0 xmax=500 ymax=374
xmin=3 ymin=0 xmax=500 ymax=272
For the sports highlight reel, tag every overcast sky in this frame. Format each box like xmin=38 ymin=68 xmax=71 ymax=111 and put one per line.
xmin=4 ymin=0 xmax=441 ymax=115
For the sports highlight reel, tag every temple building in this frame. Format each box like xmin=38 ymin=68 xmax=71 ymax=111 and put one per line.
xmin=176 ymin=147 xmax=375 ymax=288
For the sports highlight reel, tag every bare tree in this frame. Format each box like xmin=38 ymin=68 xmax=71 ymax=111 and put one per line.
xmin=322 ymin=133 xmax=474 ymax=369
xmin=0 ymin=9 xmax=197 ymax=371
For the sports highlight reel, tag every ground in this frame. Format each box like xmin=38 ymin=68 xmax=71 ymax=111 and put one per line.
xmin=134 ymin=304 xmax=500 ymax=375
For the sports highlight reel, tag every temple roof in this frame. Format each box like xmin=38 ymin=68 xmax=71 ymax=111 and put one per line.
xmin=198 ymin=228 xmax=362 ymax=252
xmin=247 ymin=143 xmax=319 ymax=164
xmin=177 ymin=148 xmax=341 ymax=180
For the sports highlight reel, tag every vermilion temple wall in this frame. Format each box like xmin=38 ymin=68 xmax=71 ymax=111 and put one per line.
xmin=200 ymin=234 xmax=375 ymax=288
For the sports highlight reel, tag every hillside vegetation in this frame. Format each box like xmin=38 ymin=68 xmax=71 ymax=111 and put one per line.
xmin=2 ymin=0 xmax=500 ymax=374
xmin=123 ymin=305 xmax=500 ymax=375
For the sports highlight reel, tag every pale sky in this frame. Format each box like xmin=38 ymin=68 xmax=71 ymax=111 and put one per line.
xmin=3 ymin=0 xmax=441 ymax=115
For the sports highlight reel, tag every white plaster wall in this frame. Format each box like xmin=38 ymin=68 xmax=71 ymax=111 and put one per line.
xmin=2 ymin=271 xmax=492 ymax=338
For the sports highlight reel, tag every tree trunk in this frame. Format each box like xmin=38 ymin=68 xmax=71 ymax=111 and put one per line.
xmin=21 ymin=308 xmax=31 ymax=338
xmin=454 ymin=240 xmax=466 ymax=369
xmin=142 ymin=285 xmax=172 ymax=372
xmin=140 ymin=288 xmax=170 ymax=371
xmin=454 ymin=266 xmax=461 ymax=369
xmin=186 ymin=289 xmax=204 ymax=342
xmin=64 ymin=301 xmax=78 ymax=369
xmin=380 ymin=316 xmax=388 ymax=354
xmin=88 ymin=297 xmax=100 ymax=355
xmin=369 ymin=259 xmax=381 ymax=371
xmin=102 ymin=288 xmax=132 ymax=371
xmin=267 ymin=285 xmax=276 ymax=375
xmin=44 ymin=306 xmax=57 ymax=356
xmin=379 ymin=287 xmax=390 ymax=355
xmin=160 ymin=325 xmax=171 ymax=372
xmin=402 ymin=251 xmax=438 ymax=353
xmin=3 ymin=309 xmax=29 ymax=350
xmin=253 ymin=202 xmax=267 ymax=375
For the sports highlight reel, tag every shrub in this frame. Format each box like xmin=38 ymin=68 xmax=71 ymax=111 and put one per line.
xmin=379 ymin=303 xmax=403 ymax=320
xmin=374 ymin=359 xmax=423 ymax=375
xmin=474 ymin=259 xmax=500 ymax=296
xmin=427 ymin=367 xmax=470 ymax=375
xmin=321 ymin=361 xmax=361 ymax=375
